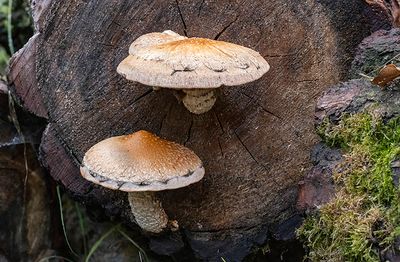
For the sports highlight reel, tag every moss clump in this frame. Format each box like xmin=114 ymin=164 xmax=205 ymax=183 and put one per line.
xmin=298 ymin=113 xmax=400 ymax=262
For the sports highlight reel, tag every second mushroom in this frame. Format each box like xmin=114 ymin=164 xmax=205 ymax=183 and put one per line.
xmin=80 ymin=130 xmax=205 ymax=233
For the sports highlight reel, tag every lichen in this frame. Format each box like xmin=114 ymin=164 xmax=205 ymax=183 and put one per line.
xmin=298 ymin=113 xmax=400 ymax=262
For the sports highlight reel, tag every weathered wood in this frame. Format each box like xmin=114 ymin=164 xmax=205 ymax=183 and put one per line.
xmin=30 ymin=0 xmax=53 ymax=32
xmin=9 ymin=0 xmax=390 ymax=259
xmin=40 ymin=125 xmax=91 ymax=196
xmin=8 ymin=34 xmax=48 ymax=119
xmin=351 ymin=28 xmax=400 ymax=78
xmin=296 ymin=143 xmax=340 ymax=212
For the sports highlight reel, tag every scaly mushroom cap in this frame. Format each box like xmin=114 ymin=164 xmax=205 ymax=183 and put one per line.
xmin=80 ymin=130 xmax=204 ymax=192
xmin=128 ymin=30 xmax=186 ymax=51
xmin=117 ymin=30 xmax=270 ymax=89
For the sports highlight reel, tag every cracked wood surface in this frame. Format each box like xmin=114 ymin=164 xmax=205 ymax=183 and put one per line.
xmin=10 ymin=0 xmax=387 ymax=259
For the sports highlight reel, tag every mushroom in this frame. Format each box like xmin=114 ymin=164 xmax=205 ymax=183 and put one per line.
xmin=80 ymin=130 xmax=205 ymax=233
xmin=117 ymin=30 xmax=270 ymax=114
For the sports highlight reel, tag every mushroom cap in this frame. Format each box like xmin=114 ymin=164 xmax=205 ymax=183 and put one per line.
xmin=128 ymin=30 xmax=186 ymax=52
xmin=80 ymin=130 xmax=205 ymax=192
xmin=117 ymin=30 xmax=270 ymax=89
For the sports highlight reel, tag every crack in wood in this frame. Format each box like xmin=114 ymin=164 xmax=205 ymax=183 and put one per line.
xmin=105 ymin=17 xmax=122 ymax=32
xmin=131 ymin=88 xmax=153 ymax=104
xmin=217 ymin=137 xmax=224 ymax=157
xmin=259 ymin=105 xmax=282 ymax=120
xmin=212 ymin=0 xmax=247 ymax=40
xmin=233 ymin=129 xmax=266 ymax=170
xmin=214 ymin=15 xmax=239 ymax=40
xmin=84 ymin=75 xmax=121 ymax=98
xmin=158 ymin=103 xmax=173 ymax=133
xmin=296 ymin=79 xmax=320 ymax=83
xmin=175 ymin=0 xmax=188 ymax=37
xmin=214 ymin=112 xmax=225 ymax=133
xmin=100 ymin=89 xmax=153 ymax=130
xmin=198 ymin=0 xmax=205 ymax=16
xmin=184 ymin=117 xmax=194 ymax=145
xmin=111 ymin=19 xmax=122 ymax=27
xmin=239 ymin=91 xmax=282 ymax=120
xmin=51 ymin=127 xmax=82 ymax=166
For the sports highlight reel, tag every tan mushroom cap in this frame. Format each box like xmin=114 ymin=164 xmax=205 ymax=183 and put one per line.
xmin=80 ymin=130 xmax=204 ymax=192
xmin=117 ymin=30 xmax=270 ymax=89
xmin=128 ymin=30 xmax=186 ymax=51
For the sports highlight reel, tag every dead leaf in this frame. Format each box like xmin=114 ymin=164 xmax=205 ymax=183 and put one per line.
xmin=371 ymin=64 xmax=400 ymax=88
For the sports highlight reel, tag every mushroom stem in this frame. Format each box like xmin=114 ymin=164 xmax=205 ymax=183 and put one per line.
xmin=128 ymin=191 xmax=169 ymax=233
xmin=181 ymin=89 xmax=217 ymax=114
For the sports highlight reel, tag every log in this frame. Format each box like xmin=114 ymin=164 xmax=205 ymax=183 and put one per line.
xmin=8 ymin=0 xmax=390 ymax=260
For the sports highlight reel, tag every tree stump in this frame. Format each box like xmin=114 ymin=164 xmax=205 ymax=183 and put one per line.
xmin=8 ymin=0 xmax=389 ymax=260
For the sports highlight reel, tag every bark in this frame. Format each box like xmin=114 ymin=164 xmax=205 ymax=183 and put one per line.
xmin=8 ymin=0 xmax=390 ymax=260
xmin=296 ymin=143 xmax=340 ymax=213
xmin=351 ymin=28 xmax=400 ymax=78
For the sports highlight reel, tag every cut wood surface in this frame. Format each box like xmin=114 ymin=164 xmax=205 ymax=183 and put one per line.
xmin=8 ymin=34 xmax=48 ymax=119
xmin=8 ymin=0 xmax=388 ymax=259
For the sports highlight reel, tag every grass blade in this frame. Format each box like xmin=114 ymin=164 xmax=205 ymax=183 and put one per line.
xmin=75 ymin=202 xmax=88 ymax=255
xmin=117 ymin=228 xmax=149 ymax=262
xmin=8 ymin=90 xmax=30 ymax=259
xmin=56 ymin=186 xmax=79 ymax=257
xmin=84 ymin=224 xmax=119 ymax=262
xmin=7 ymin=0 xmax=14 ymax=54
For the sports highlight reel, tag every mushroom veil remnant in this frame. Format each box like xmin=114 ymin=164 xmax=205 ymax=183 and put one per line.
xmin=117 ymin=30 xmax=270 ymax=114
xmin=80 ymin=130 xmax=205 ymax=233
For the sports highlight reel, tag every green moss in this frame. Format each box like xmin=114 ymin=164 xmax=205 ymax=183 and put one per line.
xmin=298 ymin=113 xmax=400 ymax=262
